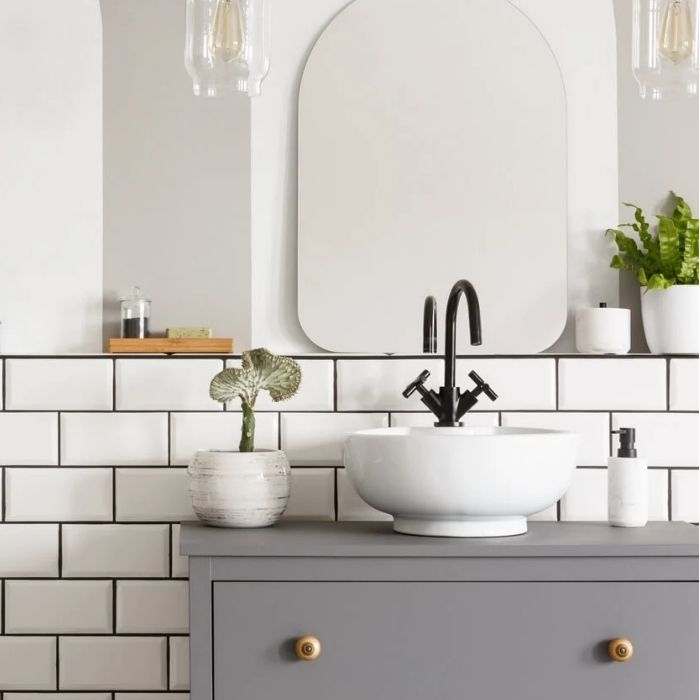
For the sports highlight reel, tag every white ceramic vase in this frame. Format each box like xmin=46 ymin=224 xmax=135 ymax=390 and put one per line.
xmin=640 ymin=285 xmax=699 ymax=354
xmin=188 ymin=450 xmax=291 ymax=528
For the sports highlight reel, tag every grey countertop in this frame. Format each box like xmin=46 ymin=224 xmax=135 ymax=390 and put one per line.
xmin=180 ymin=520 xmax=699 ymax=558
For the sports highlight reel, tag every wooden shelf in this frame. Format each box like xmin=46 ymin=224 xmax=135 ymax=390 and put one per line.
xmin=108 ymin=338 xmax=233 ymax=354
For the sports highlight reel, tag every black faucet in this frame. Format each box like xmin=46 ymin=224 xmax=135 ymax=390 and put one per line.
xmin=403 ymin=279 xmax=498 ymax=426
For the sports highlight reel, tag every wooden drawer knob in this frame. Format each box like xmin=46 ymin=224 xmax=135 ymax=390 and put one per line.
xmin=608 ymin=638 xmax=634 ymax=662
xmin=295 ymin=635 xmax=321 ymax=661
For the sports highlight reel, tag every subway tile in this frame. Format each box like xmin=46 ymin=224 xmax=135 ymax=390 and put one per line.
xmin=5 ymin=468 xmax=112 ymax=521
xmin=455 ymin=359 xmax=556 ymax=410
xmin=283 ymin=468 xmax=335 ymax=521
xmin=502 ymin=412 xmax=609 ymax=466
xmin=61 ymin=412 xmax=168 ymax=466
xmin=0 ymin=638 xmax=56 ymax=690
xmin=338 ymin=359 xmax=555 ymax=411
xmin=281 ymin=413 xmax=387 ymax=466
xmin=560 ymin=469 xmax=607 ymax=521
xmin=670 ymin=358 xmax=699 ymax=411
xmin=227 ymin=358 xmax=334 ymax=411
xmin=562 ymin=468 xmax=668 ymax=523
xmin=6 ymin=695 xmax=111 ymax=700
xmin=558 ymin=358 xmax=666 ymax=410
xmin=62 ymin=524 xmax=169 ymax=578
xmin=5 ymin=359 xmax=113 ymax=410
xmin=5 ymin=580 xmax=112 ymax=633
xmin=648 ymin=469 xmax=669 ymax=522
xmin=116 ymin=359 xmax=222 ymax=411
xmin=337 ymin=469 xmax=392 ymax=521
xmin=59 ymin=637 xmax=167 ymax=690
xmin=0 ymin=413 xmax=58 ymax=465
xmin=171 ymin=524 xmax=189 ymax=578
xmin=169 ymin=637 xmax=190 ymax=691
xmin=336 ymin=359 xmax=444 ymax=411
xmin=390 ymin=412 xmax=498 ymax=428
xmin=117 ymin=581 xmax=188 ymax=634
xmin=671 ymin=470 xmax=699 ymax=522
xmin=527 ymin=504 xmax=558 ymax=522
xmin=116 ymin=468 xmax=194 ymax=522
xmin=612 ymin=413 xmax=699 ymax=467
xmin=170 ymin=412 xmax=278 ymax=465
xmin=0 ymin=524 xmax=58 ymax=577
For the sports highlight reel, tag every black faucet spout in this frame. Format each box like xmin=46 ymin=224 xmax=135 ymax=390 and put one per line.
xmin=444 ymin=279 xmax=482 ymax=389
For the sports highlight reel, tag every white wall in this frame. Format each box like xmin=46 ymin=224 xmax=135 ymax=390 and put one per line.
xmin=614 ymin=0 xmax=699 ymax=351
xmin=251 ymin=0 xmax=620 ymax=353
xmin=101 ymin=0 xmax=252 ymax=348
xmin=0 ymin=0 xmax=103 ymax=353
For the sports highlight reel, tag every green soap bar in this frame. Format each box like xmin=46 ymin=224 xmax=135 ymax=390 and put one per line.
xmin=166 ymin=327 xmax=213 ymax=339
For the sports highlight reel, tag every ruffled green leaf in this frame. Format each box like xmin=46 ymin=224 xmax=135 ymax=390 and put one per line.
xmin=657 ymin=215 xmax=681 ymax=277
xmin=646 ymin=273 xmax=675 ymax=290
xmin=678 ymin=218 xmax=699 ymax=284
xmin=209 ymin=348 xmax=302 ymax=407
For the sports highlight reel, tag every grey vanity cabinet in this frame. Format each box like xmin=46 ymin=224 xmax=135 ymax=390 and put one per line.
xmin=181 ymin=521 xmax=699 ymax=700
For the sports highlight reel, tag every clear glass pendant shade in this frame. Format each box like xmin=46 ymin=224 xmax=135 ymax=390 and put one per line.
xmin=185 ymin=0 xmax=270 ymax=97
xmin=633 ymin=0 xmax=698 ymax=99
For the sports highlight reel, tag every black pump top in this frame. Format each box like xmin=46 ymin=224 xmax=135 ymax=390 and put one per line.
xmin=613 ymin=427 xmax=637 ymax=458
xmin=599 ymin=302 xmax=608 ymax=308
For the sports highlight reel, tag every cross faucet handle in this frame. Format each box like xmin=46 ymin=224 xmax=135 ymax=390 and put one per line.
xmin=403 ymin=370 xmax=431 ymax=398
xmin=468 ymin=370 xmax=498 ymax=402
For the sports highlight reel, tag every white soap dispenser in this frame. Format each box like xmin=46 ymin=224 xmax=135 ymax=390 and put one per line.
xmin=608 ymin=428 xmax=647 ymax=527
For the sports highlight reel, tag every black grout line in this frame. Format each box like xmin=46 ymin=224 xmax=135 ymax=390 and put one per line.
xmin=1 ymin=358 xmax=6 ymax=410
xmin=554 ymin=357 xmax=560 ymax=410
xmin=57 ymin=524 xmax=63 ymax=578
xmin=668 ymin=468 xmax=674 ymax=521
xmin=112 ymin=580 xmax=117 ymax=634
xmin=332 ymin=359 xmax=338 ymax=412
xmin=0 ymin=407 xmax=696 ymax=414
xmin=666 ymin=357 xmax=671 ymax=411
xmin=168 ymin=524 xmax=173 ymax=579
xmin=112 ymin=358 xmax=117 ymax=411
xmin=0 ymin=353 xmax=695 ymax=359
xmin=57 ymin=412 xmax=62 ymax=467
xmin=333 ymin=468 xmax=339 ymax=522
xmin=55 ymin=634 xmax=59 ymax=690
xmin=1 ymin=467 xmax=5 ymax=522
xmin=167 ymin=412 xmax=172 ymax=466
xmin=166 ymin=634 xmax=171 ymax=690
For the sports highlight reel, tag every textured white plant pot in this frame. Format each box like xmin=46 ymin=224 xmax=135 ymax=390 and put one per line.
xmin=640 ymin=286 xmax=699 ymax=354
xmin=188 ymin=450 xmax=291 ymax=528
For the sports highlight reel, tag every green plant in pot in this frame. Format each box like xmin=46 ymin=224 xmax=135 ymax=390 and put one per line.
xmin=607 ymin=194 xmax=699 ymax=354
xmin=188 ymin=348 xmax=302 ymax=528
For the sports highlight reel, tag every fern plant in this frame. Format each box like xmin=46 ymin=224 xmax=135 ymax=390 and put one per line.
xmin=209 ymin=348 xmax=302 ymax=452
xmin=607 ymin=194 xmax=699 ymax=290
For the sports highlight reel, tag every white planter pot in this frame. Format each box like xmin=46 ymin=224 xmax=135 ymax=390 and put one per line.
xmin=188 ymin=450 xmax=291 ymax=528
xmin=640 ymin=285 xmax=699 ymax=354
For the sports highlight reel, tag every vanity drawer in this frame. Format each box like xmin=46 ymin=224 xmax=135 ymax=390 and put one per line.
xmin=212 ymin=581 xmax=697 ymax=700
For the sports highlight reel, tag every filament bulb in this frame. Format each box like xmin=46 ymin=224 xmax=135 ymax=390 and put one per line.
xmin=658 ymin=0 xmax=695 ymax=64
xmin=210 ymin=0 xmax=245 ymax=63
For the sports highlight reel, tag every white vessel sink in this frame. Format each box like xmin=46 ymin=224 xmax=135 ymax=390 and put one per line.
xmin=344 ymin=426 xmax=578 ymax=537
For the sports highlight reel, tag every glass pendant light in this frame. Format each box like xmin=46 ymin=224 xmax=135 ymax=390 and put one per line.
xmin=633 ymin=0 xmax=698 ymax=99
xmin=185 ymin=0 xmax=270 ymax=97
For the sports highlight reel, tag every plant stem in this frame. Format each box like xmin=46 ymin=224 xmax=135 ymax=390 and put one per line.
xmin=239 ymin=401 xmax=256 ymax=452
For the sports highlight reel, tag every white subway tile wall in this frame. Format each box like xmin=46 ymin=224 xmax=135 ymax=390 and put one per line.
xmin=115 ymin=359 xmax=222 ymax=411
xmin=170 ymin=411 xmax=278 ymax=465
xmin=0 ymin=354 xmax=696 ymax=691
xmin=558 ymin=358 xmax=667 ymax=410
xmin=669 ymin=359 xmax=699 ymax=411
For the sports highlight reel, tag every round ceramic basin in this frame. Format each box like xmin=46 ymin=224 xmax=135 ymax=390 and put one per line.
xmin=343 ymin=426 xmax=578 ymax=538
